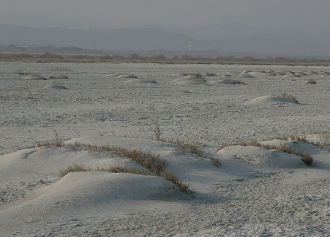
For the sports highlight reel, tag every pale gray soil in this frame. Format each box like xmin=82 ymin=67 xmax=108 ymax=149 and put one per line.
xmin=1 ymin=62 xmax=330 ymax=236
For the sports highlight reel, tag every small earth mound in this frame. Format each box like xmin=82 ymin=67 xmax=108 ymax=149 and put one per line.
xmin=43 ymin=83 xmax=68 ymax=90
xmin=25 ymin=75 xmax=47 ymax=80
xmin=126 ymin=79 xmax=157 ymax=84
xmin=220 ymin=74 xmax=232 ymax=79
xmin=172 ymin=78 xmax=208 ymax=86
xmin=210 ymin=79 xmax=245 ymax=85
xmin=238 ymin=73 xmax=254 ymax=79
xmin=172 ymin=73 xmax=204 ymax=79
xmin=203 ymin=73 xmax=217 ymax=77
xmin=48 ymin=75 xmax=69 ymax=79
xmin=304 ymin=79 xmax=317 ymax=84
xmin=245 ymin=96 xmax=298 ymax=105
xmin=115 ymin=74 xmax=138 ymax=79
xmin=320 ymin=72 xmax=330 ymax=76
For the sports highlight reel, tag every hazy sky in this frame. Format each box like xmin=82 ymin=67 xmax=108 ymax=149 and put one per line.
xmin=1 ymin=0 xmax=330 ymax=32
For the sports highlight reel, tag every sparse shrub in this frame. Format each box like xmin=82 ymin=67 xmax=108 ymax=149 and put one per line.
xmin=59 ymin=163 xmax=91 ymax=177
xmin=210 ymin=157 xmax=221 ymax=167
xmin=16 ymin=70 xmax=32 ymax=76
xmin=176 ymin=140 xmax=204 ymax=157
xmin=108 ymin=166 xmax=150 ymax=175
xmin=119 ymin=149 xmax=167 ymax=175
xmin=153 ymin=124 xmax=164 ymax=141
xmin=280 ymin=92 xmax=299 ymax=103
xmin=52 ymin=129 xmax=65 ymax=147
xmin=318 ymin=131 xmax=330 ymax=145
xmin=160 ymin=171 xmax=190 ymax=193
xmin=300 ymin=153 xmax=314 ymax=165
xmin=289 ymin=135 xmax=308 ymax=143
xmin=305 ymin=79 xmax=317 ymax=84
xmin=218 ymin=140 xmax=313 ymax=166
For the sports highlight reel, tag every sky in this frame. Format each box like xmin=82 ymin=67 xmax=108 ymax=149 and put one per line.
xmin=1 ymin=0 xmax=330 ymax=33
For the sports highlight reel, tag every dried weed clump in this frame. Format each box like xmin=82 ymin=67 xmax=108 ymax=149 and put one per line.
xmin=210 ymin=157 xmax=221 ymax=167
xmin=219 ymin=140 xmax=314 ymax=166
xmin=176 ymin=140 xmax=204 ymax=157
xmin=57 ymin=142 xmax=190 ymax=193
xmin=160 ymin=171 xmax=190 ymax=193
xmin=150 ymin=125 xmax=205 ymax=157
xmin=118 ymin=149 xmax=167 ymax=175
xmin=153 ymin=124 xmax=165 ymax=142
xmin=280 ymin=92 xmax=299 ymax=103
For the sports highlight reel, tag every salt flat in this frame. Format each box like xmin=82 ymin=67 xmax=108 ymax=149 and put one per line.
xmin=1 ymin=62 xmax=330 ymax=236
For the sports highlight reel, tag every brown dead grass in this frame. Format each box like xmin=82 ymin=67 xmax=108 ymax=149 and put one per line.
xmin=219 ymin=140 xmax=314 ymax=166
xmin=55 ymin=142 xmax=189 ymax=193
xmin=160 ymin=171 xmax=190 ymax=193
xmin=176 ymin=139 xmax=204 ymax=157
xmin=210 ymin=157 xmax=221 ymax=167
xmin=59 ymin=164 xmax=149 ymax=178
xmin=280 ymin=92 xmax=299 ymax=103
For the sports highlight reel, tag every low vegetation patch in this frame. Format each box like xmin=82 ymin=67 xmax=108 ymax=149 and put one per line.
xmin=118 ymin=149 xmax=167 ymax=175
xmin=59 ymin=164 xmax=149 ymax=178
xmin=151 ymin=125 xmax=205 ymax=157
xmin=54 ymin=141 xmax=190 ymax=193
xmin=153 ymin=124 xmax=165 ymax=142
xmin=160 ymin=171 xmax=190 ymax=193
xmin=176 ymin=139 xmax=204 ymax=157
xmin=210 ymin=157 xmax=221 ymax=167
xmin=219 ymin=140 xmax=314 ymax=166
xmin=280 ymin=92 xmax=299 ymax=103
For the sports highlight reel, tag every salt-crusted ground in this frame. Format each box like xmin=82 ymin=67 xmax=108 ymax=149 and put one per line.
xmin=1 ymin=62 xmax=330 ymax=236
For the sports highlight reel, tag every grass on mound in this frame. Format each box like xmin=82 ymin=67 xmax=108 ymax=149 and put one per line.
xmin=175 ymin=139 xmax=205 ymax=157
xmin=279 ymin=92 xmax=299 ymax=103
xmin=151 ymin=125 xmax=205 ymax=157
xmin=56 ymin=143 xmax=190 ymax=193
xmin=210 ymin=157 xmax=221 ymax=167
xmin=219 ymin=140 xmax=314 ymax=166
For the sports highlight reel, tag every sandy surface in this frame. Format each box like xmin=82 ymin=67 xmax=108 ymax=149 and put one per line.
xmin=1 ymin=62 xmax=330 ymax=236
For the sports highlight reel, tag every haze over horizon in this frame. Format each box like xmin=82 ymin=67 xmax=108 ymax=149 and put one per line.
xmin=2 ymin=0 xmax=330 ymax=57
xmin=1 ymin=0 xmax=330 ymax=34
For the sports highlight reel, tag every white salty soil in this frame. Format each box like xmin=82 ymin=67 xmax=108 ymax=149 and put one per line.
xmin=1 ymin=62 xmax=330 ymax=236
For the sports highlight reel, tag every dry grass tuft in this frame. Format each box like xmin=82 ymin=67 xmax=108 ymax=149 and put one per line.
xmin=153 ymin=124 xmax=164 ymax=141
xmin=176 ymin=139 xmax=204 ymax=157
xmin=218 ymin=140 xmax=313 ymax=166
xmin=57 ymin=145 xmax=189 ymax=192
xmin=300 ymin=153 xmax=314 ymax=165
xmin=119 ymin=149 xmax=167 ymax=175
xmin=280 ymin=92 xmax=299 ymax=103
xmin=160 ymin=171 xmax=190 ymax=193
xmin=16 ymin=70 xmax=32 ymax=76
xmin=59 ymin=163 xmax=92 ymax=177
xmin=59 ymin=164 xmax=150 ymax=178
xmin=108 ymin=166 xmax=150 ymax=175
xmin=210 ymin=157 xmax=221 ymax=167
xmin=289 ymin=135 xmax=308 ymax=143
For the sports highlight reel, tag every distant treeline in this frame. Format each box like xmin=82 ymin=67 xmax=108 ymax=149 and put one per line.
xmin=1 ymin=52 xmax=330 ymax=66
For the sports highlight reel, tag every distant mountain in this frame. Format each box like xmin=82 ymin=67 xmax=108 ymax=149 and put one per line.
xmin=167 ymin=22 xmax=312 ymax=44
xmin=0 ymin=24 xmax=191 ymax=51
xmin=0 ymin=23 xmax=330 ymax=57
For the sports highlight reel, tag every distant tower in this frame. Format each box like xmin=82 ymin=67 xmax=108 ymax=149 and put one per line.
xmin=188 ymin=40 xmax=192 ymax=52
